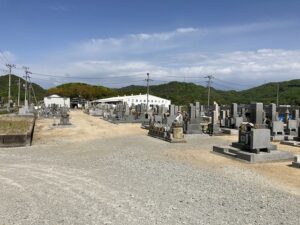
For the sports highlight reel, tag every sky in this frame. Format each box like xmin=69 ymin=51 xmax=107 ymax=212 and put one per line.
xmin=0 ymin=0 xmax=300 ymax=90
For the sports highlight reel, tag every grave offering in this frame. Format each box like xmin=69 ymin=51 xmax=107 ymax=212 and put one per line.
xmin=148 ymin=120 xmax=186 ymax=143
xmin=213 ymin=122 xmax=294 ymax=163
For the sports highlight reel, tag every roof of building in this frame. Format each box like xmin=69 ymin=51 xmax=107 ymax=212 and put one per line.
xmin=93 ymin=94 xmax=170 ymax=103
xmin=45 ymin=94 xmax=70 ymax=99
xmin=46 ymin=94 xmax=61 ymax=98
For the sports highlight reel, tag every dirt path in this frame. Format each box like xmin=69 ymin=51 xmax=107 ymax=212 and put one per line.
xmin=33 ymin=110 xmax=146 ymax=144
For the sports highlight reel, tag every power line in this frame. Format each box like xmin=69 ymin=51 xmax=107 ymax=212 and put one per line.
xmin=213 ymin=77 xmax=250 ymax=87
xmin=15 ymin=67 xmax=209 ymax=80
xmin=0 ymin=49 xmax=9 ymax=66
xmin=0 ymin=57 xmax=7 ymax=66
xmin=31 ymin=72 xmax=138 ymax=80
xmin=212 ymin=79 xmax=243 ymax=91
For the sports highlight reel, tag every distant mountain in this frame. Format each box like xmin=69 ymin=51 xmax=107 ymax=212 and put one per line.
xmin=2 ymin=75 xmax=298 ymax=106
xmin=0 ymin=74 xmax=46 ymax=104
xmin=118 ymin=80 xmax=300 ymax=105
xmin=237 ymin=80 xmax=300 ymax=105
xmin=118 ymin=81 xmax=220 ymax=105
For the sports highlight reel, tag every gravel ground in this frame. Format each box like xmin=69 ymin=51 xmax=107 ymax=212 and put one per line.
xmin=0 ymin=113 xmax=300 ymax=225
xmin=0 ymin=136 xmax=299 ymax=225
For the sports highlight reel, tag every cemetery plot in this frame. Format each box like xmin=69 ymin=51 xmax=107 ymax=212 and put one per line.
xmin=213 ymin=103 xmax=295 ymax=163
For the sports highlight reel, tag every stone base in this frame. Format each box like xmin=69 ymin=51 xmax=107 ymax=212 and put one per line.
xmin=58 ymin=123 xmax=72 ymax=126
xmin=148 ymin=133 xmax=186 ymax=143
xmin=185 ymin=123 xmax=203 ymax=134
xmin=167 ymin=137 xmax=187 ymax=143
xmin=280 ymin=140 xmax=300 ymax=147
xmin=232 ymin=142 xmax=277 ymax=153
xmin=103 ymin=117 xmax=147 ymax=124
xmin=271 ymin=135 xmax=296 ymax=142
xmin=221 ymin=128 xmax=238 ymax=135
xmin=292 ymin=162 xmax=300 ymax=168
xmin=213 ymin=145 xmax=294 ymax=163
xmin=292 ymin=156 xmax=300 ymax=168
xmin=294 ymin=137 xmax=300 ymax=141
xmin=271 ymin=135 xmax=285 ymax=141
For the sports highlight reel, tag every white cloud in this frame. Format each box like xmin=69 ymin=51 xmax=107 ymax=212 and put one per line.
xmin=7 ymin=22 xmax=300 ymax=89
xmin=129 ymin=27 xmax=199 ymax=41
xmin=32 ymin=48 xmax=300 ymax=89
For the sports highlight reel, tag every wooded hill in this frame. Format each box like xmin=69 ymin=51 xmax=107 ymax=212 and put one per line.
xmin=0 ymin=74 xmax=46 ymax=104
xmin=1 ymin=74 xmax=300 ymax=106
xmin=47 ymin=82 xmax=116 ymax=100
xmin=117 ymin=80 xmax=300 ymax=105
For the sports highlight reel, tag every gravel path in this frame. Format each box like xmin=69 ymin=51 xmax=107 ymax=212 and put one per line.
xmin=0 ymin=132 xmax=300 ymax=225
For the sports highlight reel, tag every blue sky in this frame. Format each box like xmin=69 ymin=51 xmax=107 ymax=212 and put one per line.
xmin=0 ymin=0 xmax=300 ymax=89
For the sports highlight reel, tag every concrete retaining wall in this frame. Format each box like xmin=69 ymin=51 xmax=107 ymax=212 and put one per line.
xmin=0 ymin=118 xmax=35 ymax=147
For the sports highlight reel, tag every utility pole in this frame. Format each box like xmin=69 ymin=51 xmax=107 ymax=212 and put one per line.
xmin=145 ymin=73 xmax=153 ymax=113
xmin=23 ymin=66 xmax=31 ymax=107
xmin=205 ymin=75 xmax=214 ymax=110
xmin=28 ymin=77 xmax=38 ymax=105
xmin=276 ymin=83 xmax=279 ymax=107
xmin=6 ymin=63 xmax=16 ymax=112
xmin=17 ymin=78 xmax=20 ymax=107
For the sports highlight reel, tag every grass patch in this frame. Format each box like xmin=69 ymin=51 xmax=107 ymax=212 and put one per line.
xmin=0 ymin=116 xmax=33 ymax=134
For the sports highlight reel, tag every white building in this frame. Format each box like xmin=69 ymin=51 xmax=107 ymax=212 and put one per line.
xmin=44 ymin=94 xmax=70 ymax=108
xmin=93 ymin=94 xmax=171 ymax=108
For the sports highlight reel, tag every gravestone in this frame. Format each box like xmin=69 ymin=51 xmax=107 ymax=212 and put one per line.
xmin=292 ymin=109 xmax=299 ymax=120
xmin=220 ymin=110 xmax=226 ymax=127
xmin=231 ymin=103 xmax=238 ymax=118
xmin=241 ymin=107 xmax=246 ymax=121
xmin=174 ymin=105 xmax=179 ymax=115
xmin=124 ymin=104 xmax=130 ymax=116
xmin=195 ymin=102 xmax=200 ymax=118
xmin=234 ymin=117 xmax=243 ymax=129
xmin=188 ymin=104 xmax=196 ymax=120
xmin=249 ymin=103 xmax=264 ymax=126
xmin=268 ymin=103 xmax=277 ymax=122
xmin=208 ymin=110 xmax=221 ymax=135
xmin=286 ymin=120 xmax=298 ymax=136
xmin=169 ymin=105 xmax=175 ymax=117
xmin=271 ymin=121 xmax=284 ymax=136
